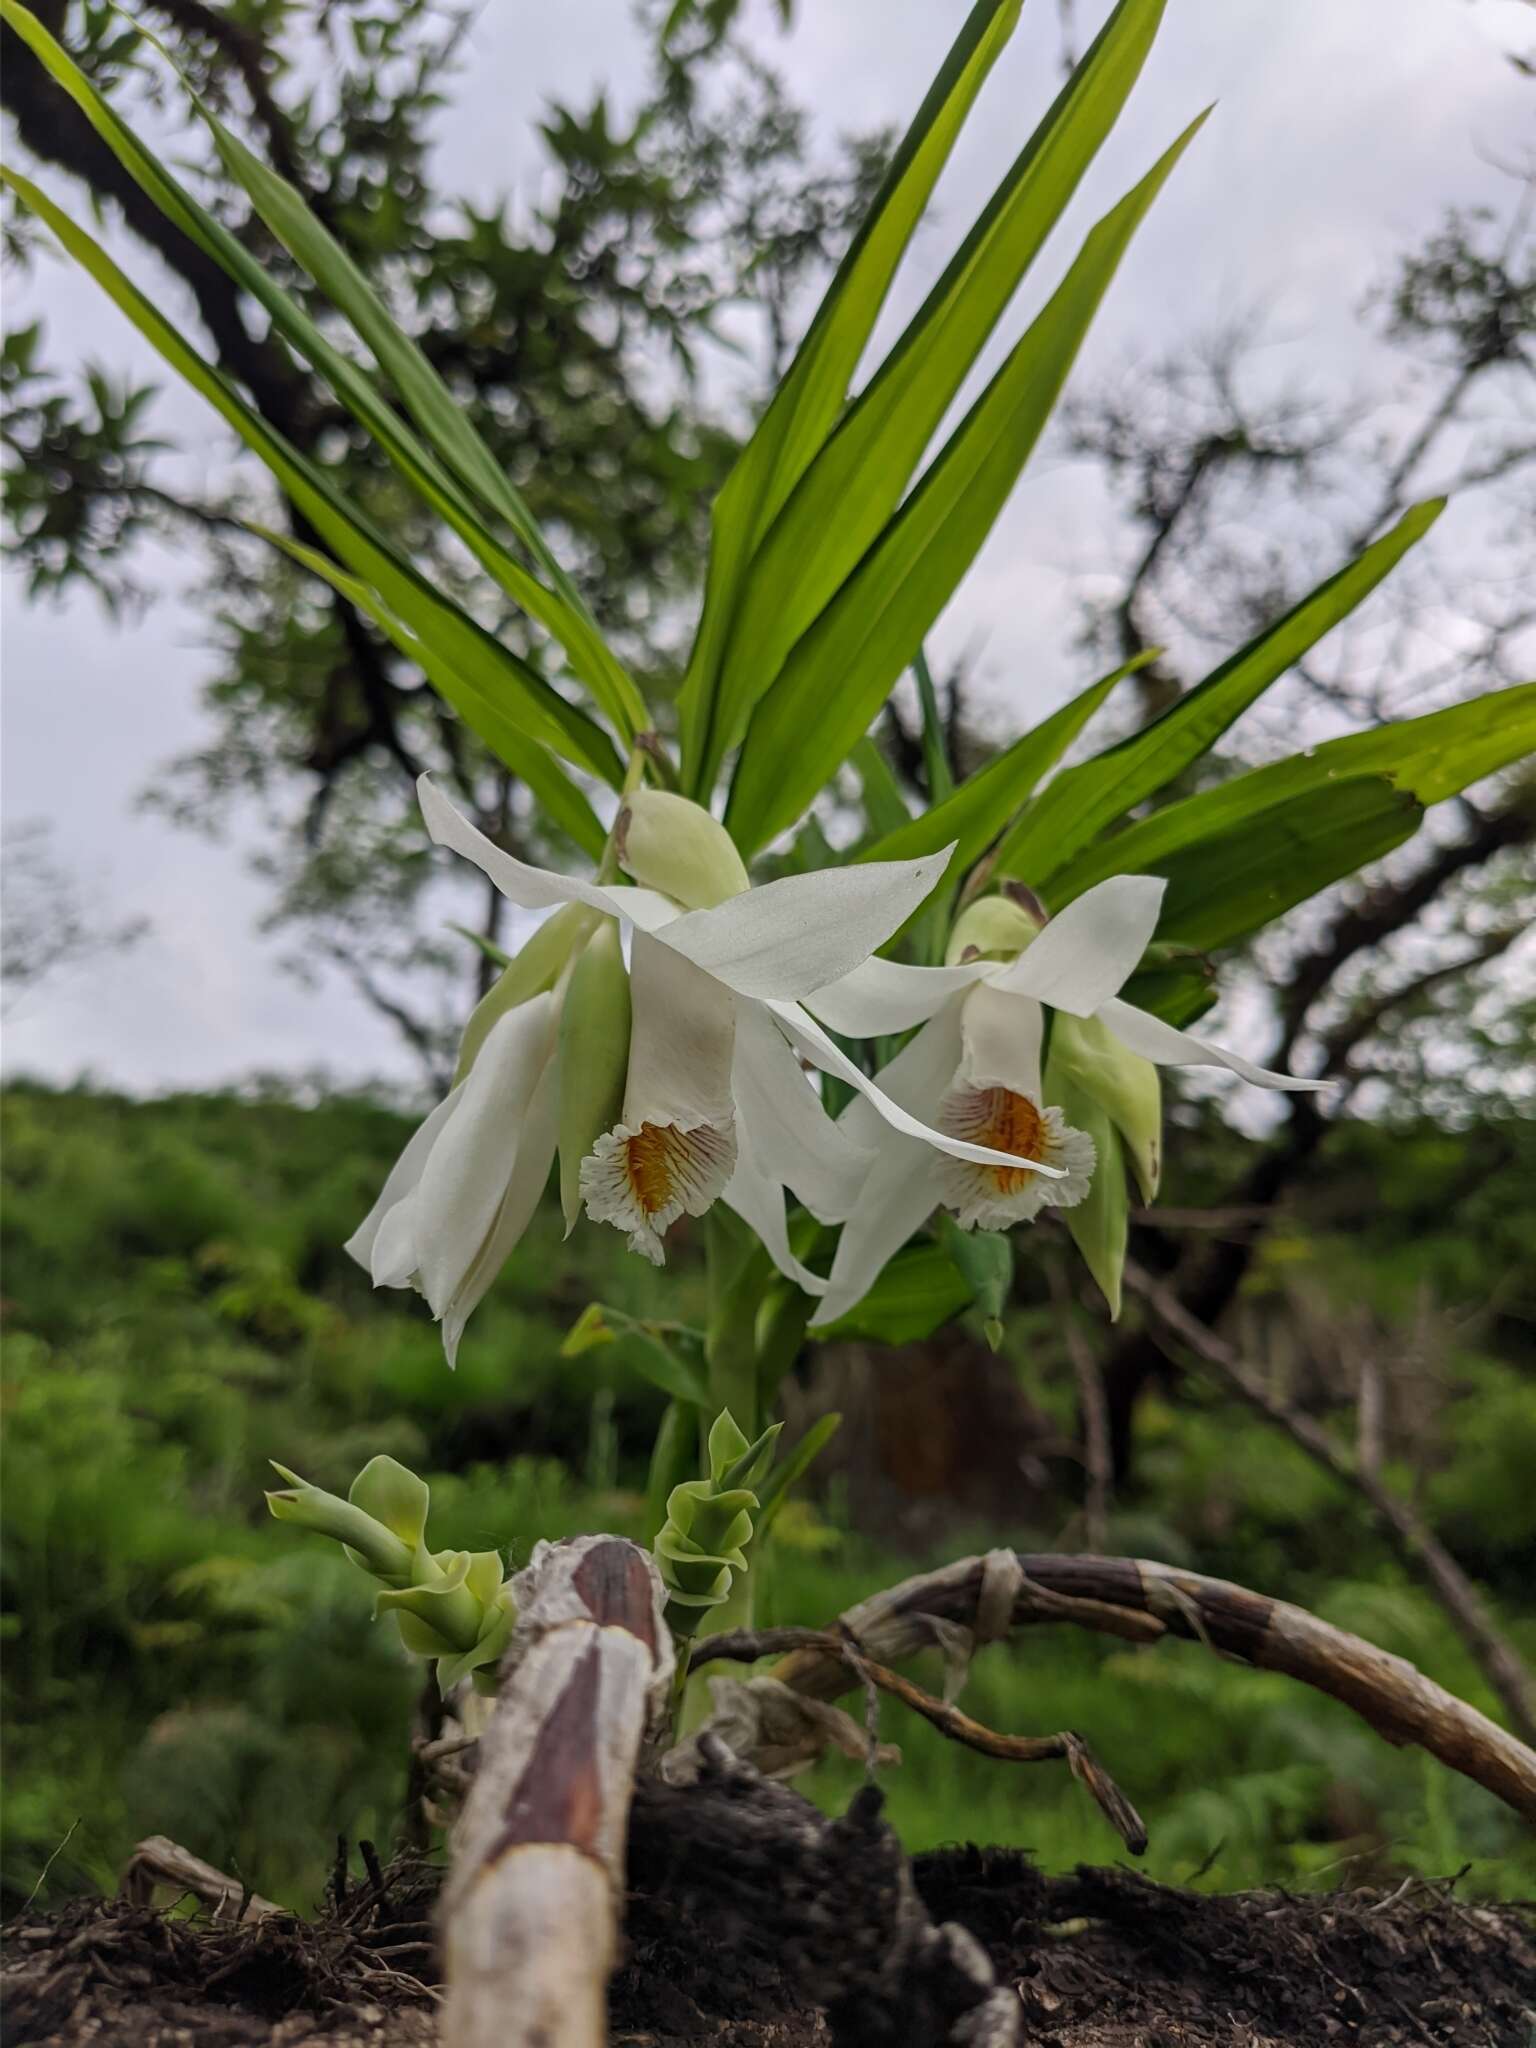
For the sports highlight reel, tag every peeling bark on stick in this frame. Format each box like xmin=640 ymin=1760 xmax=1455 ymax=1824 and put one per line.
xmin=440 ymin=1534 xmax=673 ymax=2048
xmin=696 ymin=1552 xmax=1536 ymax=1829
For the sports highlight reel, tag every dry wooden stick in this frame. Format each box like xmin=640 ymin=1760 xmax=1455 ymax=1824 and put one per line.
xmin=1125 ymin=1257 xmax=1536 ymax=1749
xmin=440 ymin=1535 xmax=673 ymax=2048
xmin=693 ymin=1550 xmax=1536 ymax=1827
xmin=119 ymin=1836 xmax=280 ymax=1921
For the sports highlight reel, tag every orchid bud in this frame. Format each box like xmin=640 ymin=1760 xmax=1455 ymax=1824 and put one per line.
xmin=945 ymin=894 xmax=1040 ymax=966
xmin=617 ymin=788 xmax=749 ymax=910
xmin=265 ymin=1462 xmax=414 ymax=1582
xmin=654 ymin=1410 xmax=781 ymax=1640
xmin=454 ymin=900 xmax=597 ymax=1084
xmin=1049 ymin=1013 xmax=1162 ymax=1203
xmin=557 ymin=918 xmax=632 ymax=1233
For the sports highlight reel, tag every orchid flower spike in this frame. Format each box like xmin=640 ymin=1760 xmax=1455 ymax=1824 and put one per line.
xmin=802 ymin=874 xmax=1323 ymax=1328
xmin=348 ymin=779 xmax=1057 ymax=1362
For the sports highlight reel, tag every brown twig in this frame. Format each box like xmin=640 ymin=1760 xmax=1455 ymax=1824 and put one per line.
xmin=839 ymin=1636 xmax=1147 ymax=1854
xmin=1125 ymin=1259 xmax=1536 ymax=1750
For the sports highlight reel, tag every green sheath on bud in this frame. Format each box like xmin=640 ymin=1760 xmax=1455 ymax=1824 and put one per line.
xmin=348 ymin=1455 xmax=430 ymax=1554
xmin=654 ymin=1409 xmax=781 ymax=1642
xmin=557 ymin=918 xmax=632 ymax=1232
xmin=454 ymin=900 xmax=597 ymax=1084
xmin=945 ymin=894 xmax=1039 ymax=965
xmin=1050 ymin=1013 xmax=1162 ymax=1203
xmin=1045 ymin=1059 xmax=1127 ymax=1320
xmin=617 ymin=788 xmax=749 ymax=910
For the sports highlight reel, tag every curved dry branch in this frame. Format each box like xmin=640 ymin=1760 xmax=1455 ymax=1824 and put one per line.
xmin=694 ymin=1551 xmax=1536 ymax=1828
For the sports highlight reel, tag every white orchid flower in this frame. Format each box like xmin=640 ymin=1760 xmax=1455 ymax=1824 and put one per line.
xmin=348 ymin=778 xmax=1059 ymax=1360
xmin=802 ymin=874 xmax=1322 ymax=1328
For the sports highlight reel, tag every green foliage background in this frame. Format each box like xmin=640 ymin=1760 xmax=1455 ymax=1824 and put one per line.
xmin=4 ymin=1081 xmax=1532 ymax=1911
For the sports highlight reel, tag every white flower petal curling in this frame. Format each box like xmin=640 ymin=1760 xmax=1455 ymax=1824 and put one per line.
xmin=440 ymin=1049 xmax=561 ymax=1366
xmin=991 ymin=875 xmax=1166 ymax=1015
xmin=807 ymin=1141 xmax=948 ymax=1330
xmin=407 ymin=991 xmax=559 ymax=1320
xmin=1097 ymin=996 xmax=1326 ymax=1091
xmin=346 ymin=1081 xmax=465 ymax=1274
xmin=770 ymin=998 xmax=1064 ymax=1177
xmin=655 ymin=847 xmax=957 ymax=1001
xmin=731 ymin=1002 xmax=873 ymax=1224
xmin=802 ymin=953 xmax=986 ymax=1036
xmin=579 ymin=931 xmax=738 ymax=1263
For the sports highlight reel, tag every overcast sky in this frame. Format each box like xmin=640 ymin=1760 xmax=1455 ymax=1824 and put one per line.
xmin=2 ymin=0 xmax=1531 ymax=1096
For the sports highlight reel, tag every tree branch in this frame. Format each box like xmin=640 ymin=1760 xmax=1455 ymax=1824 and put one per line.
xmin=1123 ymin=1260 xmax=1536 ymax=1748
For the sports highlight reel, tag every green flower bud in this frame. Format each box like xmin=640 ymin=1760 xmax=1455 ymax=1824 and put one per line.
xmin=617 ymin=789 xmax=749 ymax=910
xmin=557 ymin=918 xmax=632 ymax=1233
xmin=654 ymin=1410 xmax=781 ymax=1639
xmin=454 ymin=900 xmax=597 ymax=1084
xmin=1049 ymin=1013 xmax=1162 ymax=1203
xmin=1044 ymin=1057 xmax=1127 ymax=1320
xmin=945 ymin=894 xmax=1039 ymax=966
xmin=265 ymin=1462 xmax=414 ymax=1582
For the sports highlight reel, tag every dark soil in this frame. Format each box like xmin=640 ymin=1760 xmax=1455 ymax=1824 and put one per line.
xmin=5 ymin=1845 xmax=1532 ymax=2047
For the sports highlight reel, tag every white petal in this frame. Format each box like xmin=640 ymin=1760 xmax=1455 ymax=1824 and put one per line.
xmin=772 ymin=999 xmax=1065 ymax=1177
xmin=623 ymin=931 xmax=737 ymax=1129
xmin=655 ymin=847 xmax=956 ymax=1000
xmin=410 ymin=993 xmax=558 ymax=1317
xmin=1098 ymin=996 xmax=1326 ymax=1090
xmin=807 ymin=1137 xmax=945 ymax=1329
xmin=994 ymin=875 xmax=1166 ymax=1015
xmin=579 ymin=932 xmax=738 ymax=1260
xmin=721 ymin=1137 xmax=828 ymax=1297
xmin=837 ymin=1000 xmax=963 ymax=1152
xmin=732 ymin=1003 xmax=873 ymax=1224
xmin=803 ymin=954 xmax=987 ymax=1036
xmin=345 ymin=1080 xmax=465 ymax=1272
xmin=957 ymin=984 xmax=1046 ymax=1101
xmin=419 ymin=775 xmax=675 ymax=930
xmin=440 ymin=1052 xmax=561 ymax=1367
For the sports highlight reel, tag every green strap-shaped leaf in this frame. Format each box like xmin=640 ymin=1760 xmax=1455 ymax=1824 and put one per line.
xmin=1047 ymin=681 xmax=1536 ymax=903
xmin=0 ymin=164 xmax=624 ymax=790
xmin=253 ymin=528 xmax=607 ymax=860
xmin=851 ymin=737 xmax=913 ymax=840
xmin=810 ymin=1242 xmax=974 ymax=1346
xmin=995 ymin=498 xmax=1445 ymax=886
xmin=695 ymin=0 xmax=1166 ymax=788
xmin=677 ymin=0 xmax=1024 ymax=792
xmin=725 ymin=118 xmax=1207 ymax=856
xmin=857 ymin=652 xmax=1154 ymax=870
xmin=0 ymin=0 xmax=644 ymax=745
xmin=1148 ymin=775 xmax=1424 ymax=952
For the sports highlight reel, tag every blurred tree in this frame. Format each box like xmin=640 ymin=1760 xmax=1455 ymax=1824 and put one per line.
xmin=0 ymin=815 xmax=148 ymax=1012
xmin=1 ymin=0 xmax=886 ymax=1078
xmin=1034 ymin=193 xmax=1536 ymax=1473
